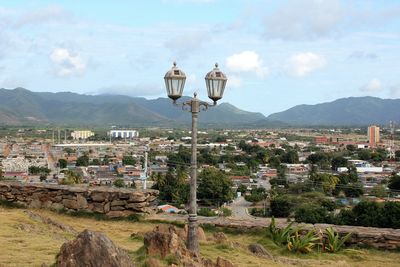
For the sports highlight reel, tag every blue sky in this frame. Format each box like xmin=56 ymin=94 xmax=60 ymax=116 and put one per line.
xmin=0 ymin=0 xmax=399 ymax=116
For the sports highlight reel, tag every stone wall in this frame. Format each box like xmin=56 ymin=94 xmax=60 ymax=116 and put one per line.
xmin=150 ymin=214 xmax=400 ymax=250
xmin=0 ymin=182 xmax=159 ymax=217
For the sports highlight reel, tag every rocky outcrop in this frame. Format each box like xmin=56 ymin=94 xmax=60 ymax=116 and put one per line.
xmin=0 ymin=182 xmax=158 ymax=216
xmin=144 ymin=225 xmax=236 ymax=267
xmin=56 ymin=229 xmax=135 ymax=267
xmin=248 ymin=243 xmax=274 ymax=260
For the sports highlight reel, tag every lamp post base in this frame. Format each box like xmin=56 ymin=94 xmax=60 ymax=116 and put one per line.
xmin=187 ymin=213 xmax=199 ymax=255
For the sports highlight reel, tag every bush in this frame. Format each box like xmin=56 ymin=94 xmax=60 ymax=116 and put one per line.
xmin=352 ymin=201 xmax=382 ymax=227
xmin=334 ymin=209 xmax=356 ymax=225
xmin=270 ymin=196 xmax=292 ymax=217
xmin=321 ymin=199 xmax=337 ymax=211
xmin=294 ymin=204 xmax=333 ymax=224
xmin=113 ymin=178 xmax=125 ymax=188
xmin=198 ymin=207 xmax=215 ymax=217
xmin=287 ymin=229 xmax=319 ymax=253
xmin=323 ymin=227 xmax=352 ymax=253
xmin=219 ymin=207 xmax=232 ymax=217
xmin=249 ymin=208 xmax=270 ymax=217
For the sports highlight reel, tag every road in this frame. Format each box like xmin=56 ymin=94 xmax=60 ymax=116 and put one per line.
xmin=229 ymin=196 xmax=253 ymax=219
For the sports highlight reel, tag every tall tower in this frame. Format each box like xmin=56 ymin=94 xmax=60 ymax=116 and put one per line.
xmin=389 ymin=121 xmax=395 ymax=160
xmin=368 ymin=125 xmax=380 ymax=147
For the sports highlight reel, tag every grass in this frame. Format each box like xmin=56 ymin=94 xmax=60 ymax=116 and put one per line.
xmin=0 ymin=205 xmax=400 ymax=266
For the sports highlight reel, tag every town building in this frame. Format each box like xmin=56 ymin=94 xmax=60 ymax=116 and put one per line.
xmin=109 ymin=130 xmax=139 ymax=139
xmin=71 ymin=130 xmax=95 ymax=140
xmin=368 ymin=125 xmax=380 ymax=147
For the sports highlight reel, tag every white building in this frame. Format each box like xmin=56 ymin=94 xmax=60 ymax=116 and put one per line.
xmin=109 ymin=130 xmax=139 ymax=139
xmin=71 ymin=130 xmax=95 ymax=140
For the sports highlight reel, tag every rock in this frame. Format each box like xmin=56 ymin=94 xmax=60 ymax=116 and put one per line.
xmin=28 ymin=199 xmax=42 ymax=209
xmin=91 ymin=192 xmax=107 ymax=202
xmin=76 ymin=194 xmax=88 ymax=209
xmin=144 ymin=225 xmax=185 ymax=258
xmin=128 ymin=192 xmax=147 ymax=203
xmin=111 ymin=200 xmax=126 ymax=206
xmin=248 ymin=243 xmax=274 ymax=260
xmin=213 ymin=232 xmax=228 ymax=244
xmin=50 ymin=202 xmax=64 ymax=211
xmin=62 ymin=199 xmax=78 ymax=210
xmin=216 ymin=257 xmax=236 ymax=267
xmin=178 ymin=225 xmax=207 ymax=242
xmin=56 ymin=229 xmax=135 ymax=267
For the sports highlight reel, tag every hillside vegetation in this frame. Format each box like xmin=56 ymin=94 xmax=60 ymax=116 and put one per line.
xmin=1 ymin=206 xmax=400 ymax=266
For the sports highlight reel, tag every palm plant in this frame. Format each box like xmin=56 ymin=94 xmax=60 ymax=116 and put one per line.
xmin=267 ymin=217 xmax=295 ymax=246
xmin=287 ymin=229 xmax=320 ymax=253
xmin=323 ymin=227 xmax=352 ymax=253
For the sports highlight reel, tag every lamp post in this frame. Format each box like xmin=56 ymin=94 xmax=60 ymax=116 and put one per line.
xmin=164 ymin=62 xmax=227 ymax=255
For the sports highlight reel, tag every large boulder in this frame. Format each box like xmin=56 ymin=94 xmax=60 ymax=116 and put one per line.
xmin=248 ymin=243 xmax=274 ymax=260
xmin=56 ymin=229 xmax=135 ymax=267
xmin=144 ymin=225 xmax=186 ymax=258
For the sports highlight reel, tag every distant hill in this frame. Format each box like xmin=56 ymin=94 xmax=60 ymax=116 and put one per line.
xmin=0 ymin=88 xmax=267 ymax=127
xmin=267 ymin=96 xmax=400 ymax=126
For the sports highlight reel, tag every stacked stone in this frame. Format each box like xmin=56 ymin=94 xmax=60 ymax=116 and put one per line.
xmin=0 ymin=182 xmax=159 ymax=217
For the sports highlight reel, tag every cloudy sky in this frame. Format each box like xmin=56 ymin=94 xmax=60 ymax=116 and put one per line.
xmin=0 ymin=0 xmax=399 ymax=115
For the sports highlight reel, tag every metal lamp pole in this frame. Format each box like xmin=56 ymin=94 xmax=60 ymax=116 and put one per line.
xmin=164 ymin=62 xmax=227 ymax=255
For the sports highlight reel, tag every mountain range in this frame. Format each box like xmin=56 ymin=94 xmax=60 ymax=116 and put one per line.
xmin=0 ymin=88 xmax=267 ymax=127
xmin=267 ymin=96 xmax=400 ymax=126
xmin=0 ymin=88 xmax=398 ymax=127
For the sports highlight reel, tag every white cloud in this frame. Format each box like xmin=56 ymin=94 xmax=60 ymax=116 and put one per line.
xmin=226 ymin=51 xmax=268 ymax=78
xmin=360 ymin=78 xmax=383 ymax=93
xmin=50 ymin=48 xmax=86 ymax=77
xmin=287 ymin=52 xmax=326 ymax=77
xmin=228 ymin=75 xmax=241 ymax=88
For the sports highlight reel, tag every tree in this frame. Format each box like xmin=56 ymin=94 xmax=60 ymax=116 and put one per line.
xmin=198 ymin=167 xmax=234 ymax=206
xmin=237 ymin=184 xmax=247 ymax=194
xmin=281 ymin=150 xmax=299 ymax=164
xmin=388 ymin=174 xmax=400 ymax=190
xmin=152 ymin=168 xmax=189 ymax=205
xmin=370 ymin=185 xmax=387 ymax=198
xmin=122 ymin=155 xmax=136 ymax=166
xmin=76 ymin=155 xmax=89 ymax=166
xmin=58 ymin=158 xmax=67 ymax=169
xmin=331 ymin=156 xmax=347 ymax=171
xmin=270 ymin=196 xmax=292 ymax=217
xmin=358 ymin=149 xmax=371 ymax=161
xmin=59 ymin=170 xmax=83 ymax=185
xmin=90 ymin=158 xmax=101 ymax=165
xmin=396 ymin=150 xmax=400 ymax=162
xmin=346 ymin=144 xmax=356 ymax=152
xmin=113 ymin=178 xmax=125 ymax=188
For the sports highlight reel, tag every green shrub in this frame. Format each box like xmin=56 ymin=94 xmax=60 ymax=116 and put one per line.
xmin=219 ymin=207 xmax=232 ymax=217
xmin=294 ymin=204 xmax=333 ymax=224
xmin=287 ymin=229 xmax=320 ymax=254
xmin=266 ymin=217 xmax=295 ymax=246
xmin=198 ymin=207 xmax=215 ymax=217
xmin=323 ymin=227 xmax=352 ymax=253
xmin=270 ymin=196 xmax=292 ymax=217
xmin=249 ymin=208 xmax=270 ymax=217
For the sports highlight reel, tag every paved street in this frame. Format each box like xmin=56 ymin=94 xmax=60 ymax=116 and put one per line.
xmin=229 ymin=196 xmax=253 ymax=219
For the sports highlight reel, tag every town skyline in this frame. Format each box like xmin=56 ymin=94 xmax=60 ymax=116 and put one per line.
xmin=0 ymin=0 xmax=399 ymax=115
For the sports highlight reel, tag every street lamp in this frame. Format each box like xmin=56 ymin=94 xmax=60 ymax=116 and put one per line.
xmin=164 ymin=62 xmax=227 ymax=255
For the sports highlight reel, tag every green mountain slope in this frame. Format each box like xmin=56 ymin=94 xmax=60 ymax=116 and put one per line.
xmin=0 ymin=88 xmax=267 ymax=126
xmin=267 ymin=96 xmax=400 ymax=126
